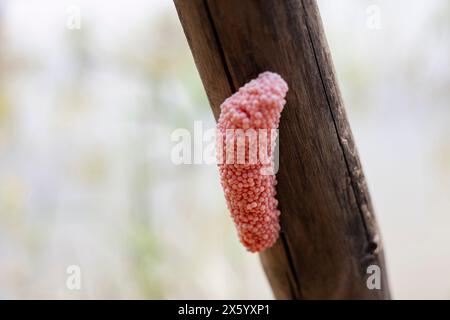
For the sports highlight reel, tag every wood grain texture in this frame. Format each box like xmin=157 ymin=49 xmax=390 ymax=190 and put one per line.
xmin=174 ymin=0 xmax=390 ymax=299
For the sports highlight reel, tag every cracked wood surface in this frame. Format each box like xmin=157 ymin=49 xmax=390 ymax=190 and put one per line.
xmin=174 ymin=0 xmax=390 ymax=299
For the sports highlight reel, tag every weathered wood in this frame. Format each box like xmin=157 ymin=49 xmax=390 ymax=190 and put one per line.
xmin=174 ymin=0 xmax=390 ymax=299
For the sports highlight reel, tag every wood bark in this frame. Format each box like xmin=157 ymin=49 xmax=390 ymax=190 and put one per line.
xmin=174 ymin=0 xmax=390 ymax=299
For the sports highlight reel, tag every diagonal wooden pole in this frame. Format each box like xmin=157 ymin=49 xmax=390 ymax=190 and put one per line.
xmin=174 ymin=0 xmax=390 ymax=299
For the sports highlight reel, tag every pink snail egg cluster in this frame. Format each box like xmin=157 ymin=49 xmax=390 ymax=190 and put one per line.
xmin=216 ymin=72 xmax=288 ymax=252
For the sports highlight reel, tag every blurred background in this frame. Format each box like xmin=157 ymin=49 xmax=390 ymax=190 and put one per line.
xmin=0 ymin=0 xmax=448 ymax=299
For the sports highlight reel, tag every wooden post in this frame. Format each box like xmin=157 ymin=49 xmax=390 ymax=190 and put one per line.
xmin=174 ymin=0 xmax=390 ymax=299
